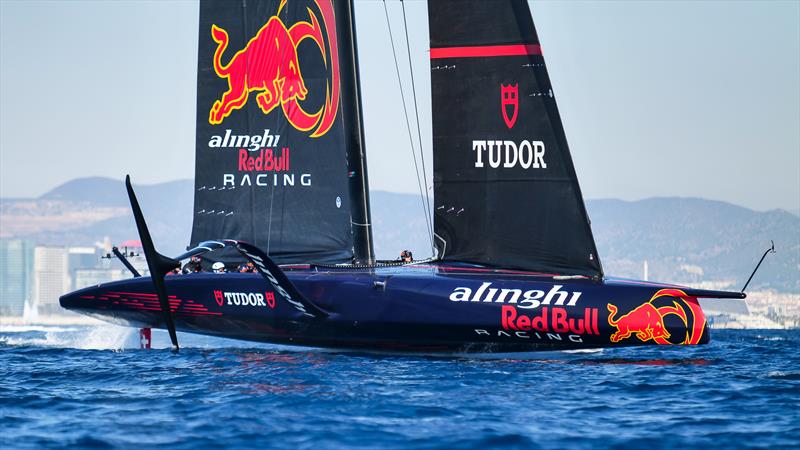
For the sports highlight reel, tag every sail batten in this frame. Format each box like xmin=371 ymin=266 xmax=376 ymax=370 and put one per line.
xmin=428 ymin=0 xmax=603 ymax=278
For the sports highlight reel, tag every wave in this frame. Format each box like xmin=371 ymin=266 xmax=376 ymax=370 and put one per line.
xmin=0 ymin=325 xmax=81 ymax=333
xmin=0 ymin=324 xmax=138 ymax=350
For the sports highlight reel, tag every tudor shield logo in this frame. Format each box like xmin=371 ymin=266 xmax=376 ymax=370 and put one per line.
xmin=501 ymin=83 xmax=518 ymax=129
xmin=472 ymin=83 xmax=547 ymax=169
xmin=212 ymin=290 xmax=274 ymax=309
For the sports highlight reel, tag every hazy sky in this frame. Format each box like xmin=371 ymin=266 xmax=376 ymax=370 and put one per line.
xmin=1 ymin=0 xmax=798 ymax=212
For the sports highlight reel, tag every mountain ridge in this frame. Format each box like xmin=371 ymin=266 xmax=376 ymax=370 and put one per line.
xmin=2 ymin=177 xmax=797 ymax=292
xmin=32 ymin=177 xmax=800 ymax=217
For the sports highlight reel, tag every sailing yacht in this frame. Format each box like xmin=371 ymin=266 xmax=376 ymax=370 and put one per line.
xmin=60 ymin=0 xmax=745 ymax=353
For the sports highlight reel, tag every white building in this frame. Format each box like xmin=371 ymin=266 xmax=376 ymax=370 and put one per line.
xmin=33 ymin=246 xmax=70 ymax=317
xmin=73 ymin=268 xmax=127 ymax=290
xmin=0 ymin=239 xmax=34 ymax=317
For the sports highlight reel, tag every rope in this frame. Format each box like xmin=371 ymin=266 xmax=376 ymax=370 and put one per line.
xmin=311 ymin=256 xmax=439 ymax=270
xmin=400 ymin=0 xmax=434 ymax=256
xmin=266 ymin=178 xmax=275 ymax=256
xmin=382 ymin=0 xmax=435 ymax=255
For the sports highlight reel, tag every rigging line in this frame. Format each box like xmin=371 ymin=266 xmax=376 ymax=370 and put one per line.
xmin=400 ymin=0 xmax=434 ymax=255
xmin=241 ymin=0 xmax=257 ymax=247
xmin=266 ymin=1 xmax=285 ymax=257
xmin=266 ymin=176 xmax=275 ymax=256
xmin=382 ymin=0 xmax=435 ymax=254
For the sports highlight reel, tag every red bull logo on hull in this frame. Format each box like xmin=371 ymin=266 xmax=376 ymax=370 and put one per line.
xmin=607 ymin=289 xmax=707 ymax=345
xmin=208 ymin=0 xmax=340 ymax=138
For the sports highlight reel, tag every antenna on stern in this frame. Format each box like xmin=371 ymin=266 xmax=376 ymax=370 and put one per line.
xmin=741 ymin=240 xmax=776 ymax=293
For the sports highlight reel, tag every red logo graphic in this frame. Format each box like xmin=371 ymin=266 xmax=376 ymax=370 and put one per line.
xmin=607 ymin=289 xmax=706 ymax=345
xmin=501 ymin=83 xmax=519 ymax=129
xmin=239 ymin=148 xmax=290 ymax=173
xmin=502 ymin=306 xmax=600 ymax=335
xmin=213 ymin=290 xmax=224 ymax=307
xmin=209 ymin=0 xmax=340 ymax=138
xmin=265 ymin=292 xmax=276 ymax=309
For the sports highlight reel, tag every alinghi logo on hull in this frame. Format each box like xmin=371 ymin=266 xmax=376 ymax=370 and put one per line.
xmin=449 ymin=283 xmax=581 ymax=309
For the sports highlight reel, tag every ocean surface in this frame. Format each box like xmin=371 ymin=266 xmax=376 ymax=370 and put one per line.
xmin=1 ymin=325 xmax=798 ymax=449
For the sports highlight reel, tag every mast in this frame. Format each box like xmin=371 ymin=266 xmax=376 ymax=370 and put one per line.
xmin=336 ymin=0 xmax=375 ymax=265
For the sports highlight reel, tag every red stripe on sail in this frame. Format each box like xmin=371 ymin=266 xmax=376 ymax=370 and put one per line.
xmin=430 ymin=44 xmax=542 ymax=59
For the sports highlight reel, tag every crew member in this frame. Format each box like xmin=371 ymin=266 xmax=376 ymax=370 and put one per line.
xmin=212 ymin=261 xmax=226 ymax=274
xmin=182 ymin=255 xmax=202 ymax=274
xmin=237 ymin=262 xmax=255 ymax=273
xmin=400 ymin=250 xmax=413 ymax=263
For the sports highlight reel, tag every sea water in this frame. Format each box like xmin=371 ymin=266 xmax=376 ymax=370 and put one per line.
xmin=1 ymin=325 xmax=798 ymax=449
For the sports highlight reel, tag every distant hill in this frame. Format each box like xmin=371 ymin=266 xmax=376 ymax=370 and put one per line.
xmin=586 ymin=198 xmax=798 ymax=292
xmin=0 ymin=177 xmax=193 ymax=256
xmin=1 ymin=177 xmax=797 ymax=292
xmin=38 ymin=177 xmax=131 ymax=206
xmin=39 ymin=176 xmax=193 ymax=209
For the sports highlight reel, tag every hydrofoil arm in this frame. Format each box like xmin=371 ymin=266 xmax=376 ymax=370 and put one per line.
xmin=175 ymin=240 xmax=328 ymax=319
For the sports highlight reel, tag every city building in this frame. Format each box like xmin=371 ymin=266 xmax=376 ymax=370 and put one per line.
xmin=33 ymin=246 xmax=70 ymax=317
xmin=0 ymin=239 xmax=35 ymax=317
xmin=73 ymin=268 xmax=127 ymax=290
xmin=68 ymin=246 xmax=98 ymax=272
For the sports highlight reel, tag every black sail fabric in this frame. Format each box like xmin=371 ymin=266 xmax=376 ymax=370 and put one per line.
xmin=428 ymin=0 xmax=603 ymax=277
xmin=191 ymin=0 xmax=353 ymax=264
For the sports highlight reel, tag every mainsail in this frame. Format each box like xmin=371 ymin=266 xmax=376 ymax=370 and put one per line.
xmin=190 ymin=0 xmax=372 ymax=264
xmin=428 ymin=0 xmax=603 ymax=277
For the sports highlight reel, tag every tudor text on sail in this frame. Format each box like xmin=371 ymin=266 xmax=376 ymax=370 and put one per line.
xmin=473 ymin=140 xmax=547 ymax=169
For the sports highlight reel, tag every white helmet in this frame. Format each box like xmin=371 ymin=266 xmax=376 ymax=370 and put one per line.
xmin=212 ymin=262 xmax=225 ymax=273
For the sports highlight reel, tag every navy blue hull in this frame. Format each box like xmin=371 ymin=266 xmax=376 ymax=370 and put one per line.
xmin=60 ymin=263 xmax=714 ymax=353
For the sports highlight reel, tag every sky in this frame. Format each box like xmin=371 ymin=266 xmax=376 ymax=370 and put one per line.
xmin=1 ymin=0 xmax=798 ymax=213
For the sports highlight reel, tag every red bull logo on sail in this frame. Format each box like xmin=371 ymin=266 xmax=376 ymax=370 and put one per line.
xmin=208 ymin=0 xmax=340 ymax=138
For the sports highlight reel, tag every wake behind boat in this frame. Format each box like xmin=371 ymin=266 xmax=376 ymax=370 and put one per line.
xmin=61 ymin=0 xmax=751 ymax=354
